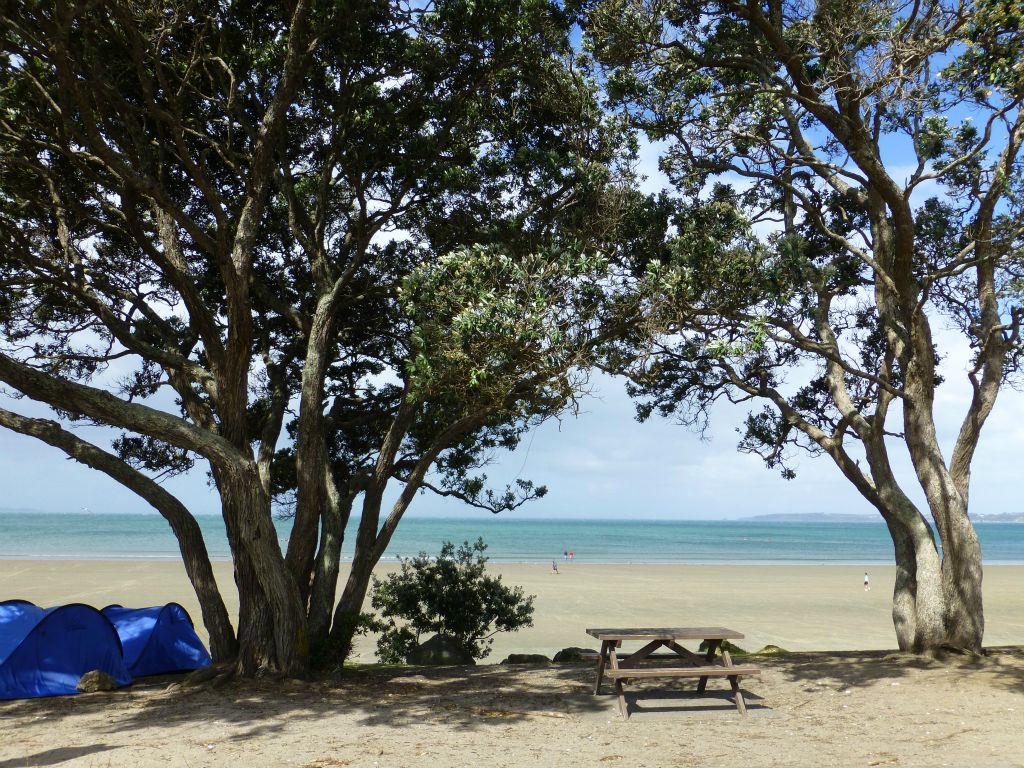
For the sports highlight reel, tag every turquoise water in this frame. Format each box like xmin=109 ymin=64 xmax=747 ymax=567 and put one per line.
xmin=1 ymin=512 xmax=1022 ymax=564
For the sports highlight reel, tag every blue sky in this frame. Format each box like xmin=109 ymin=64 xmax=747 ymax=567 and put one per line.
xmin=2 ymin=133 xmax=1022 ymax=521
xmin=2 ymin=359 xmax=1022 ymax=520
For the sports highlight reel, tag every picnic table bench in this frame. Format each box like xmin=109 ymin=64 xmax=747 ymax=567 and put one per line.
xmin=586 ymin=627 xmax=761 ymax=719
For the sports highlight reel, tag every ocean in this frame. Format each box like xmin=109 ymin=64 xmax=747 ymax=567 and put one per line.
xmin=1 ymin=512 xmax=1023 ymax=564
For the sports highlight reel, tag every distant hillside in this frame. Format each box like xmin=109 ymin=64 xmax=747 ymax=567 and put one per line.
xmin=742 ymin=511 xmax=1023 ymax=524
xmin=972 ymin=513 xmax=1024 ymax=523
xmin=742 ymin=513 xmax=878 ymax=523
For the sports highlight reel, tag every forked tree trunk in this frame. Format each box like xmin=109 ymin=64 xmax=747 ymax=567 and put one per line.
xmin=308 ymin=488 xmax=353 ymax=657
xmin=877 ymin=499 xmax=983 ymax=653
xmin=219 ymin=468 xmax=310 ymax=676
xmin=328 ymin=526 xmax=378 ymax=662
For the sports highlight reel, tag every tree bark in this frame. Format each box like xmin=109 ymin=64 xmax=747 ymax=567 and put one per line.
xmin=308 ymin=480 xmax=353 ymax=654
xmin=286 ymin=294 xmax=339 ymax=600
xmin=938 ymin=501 xmax=985 ymax=650
xmin=327 ymin=487 xmax=385 ymax=662
xmin=218 ymin=465 xmax=310 ymax=675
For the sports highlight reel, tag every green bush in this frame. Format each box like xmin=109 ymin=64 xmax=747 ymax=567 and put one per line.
xmin=370 ymin=538 xmax=535 ymax=663
xmin=698 ymin=640 xmax=748 ymax=656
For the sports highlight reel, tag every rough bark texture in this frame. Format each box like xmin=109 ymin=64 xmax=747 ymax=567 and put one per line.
xmin=218 ymin=467 xmax=309 ymax=676
xmin=286 ymin=295 xmax=339 ymax=601
xmin=308 ymin=483 xmax=353 ymax=653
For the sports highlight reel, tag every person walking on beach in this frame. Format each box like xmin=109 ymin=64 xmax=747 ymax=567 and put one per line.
xmin=552 ymin=560 xmax=559 ymax=574
xmin=563 ymin=549 xmax=568 ymax=561
xmin=569 ymin=549 xmax=574 ymax=562
xmin=864 ymin=572 xmax=870 ymax=591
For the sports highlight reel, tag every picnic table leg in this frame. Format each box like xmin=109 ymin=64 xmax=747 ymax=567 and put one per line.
xmin=721 ymin=648 xmax=747 ymax=715
xmin=697 ymin=639 xmax=721 ymax=693
xmin=728 ymin=675 xmax=747 ymax=715
xmin=615 ymin=678 xmax=629 ymax=719
xmin=608 ymin=641 xmax=628 ymax=718
xmin=594 ymin=640 xmax=610 ymax=694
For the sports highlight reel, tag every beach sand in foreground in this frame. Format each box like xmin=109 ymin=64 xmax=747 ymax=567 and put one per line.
xmin=2 ymin=648 xmax=1023 ymax=767
xmin=3 ymin=560 xmax=1024 ymax=767
xmin=2 ymin=559 xmax=1023 ymax=658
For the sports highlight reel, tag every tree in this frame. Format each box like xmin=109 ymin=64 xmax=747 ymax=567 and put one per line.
xmin=585 ymin=0 xmax=1024 ymax=652
xmin=370 ymin=538 xmax=535 ymax=663
xmin=0 ymin=0 xmax=622 ymax=675
xmin=325 ymin=242 xmax=616 ymax=660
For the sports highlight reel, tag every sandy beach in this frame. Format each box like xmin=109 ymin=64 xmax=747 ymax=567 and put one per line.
xmin=2 ymin=559 xmax=1024 ymax=659
xmin=3 ymin=559 xmax=1024 ymax=767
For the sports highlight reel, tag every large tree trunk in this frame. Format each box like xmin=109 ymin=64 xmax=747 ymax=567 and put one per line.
xmin=900 ymin=313 xmax=985 ymax=652
xmin=938 ymin=502 xmax=985 ymax=650
xmin=232 ymin=548 xmax=280 ymax=675
xmin=883 ymin=515 xmax=919 ymax=651
xmin=218 ymin=466 xmax=310 ymax=676
xmin=891 ymin=514 xmax=947 ymax=652
xmin=876 ymin=496 xmax=982 ymax=653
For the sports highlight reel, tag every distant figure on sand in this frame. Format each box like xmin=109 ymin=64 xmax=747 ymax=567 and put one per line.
xmin=563 ymin=549 xmax=568 ymax=560
xmin=864 ymin=572 xmax=870 ymax=591
xmin=569 ymin=549 xmax=574 ymax=562
xmin=552 ymin=560 xmax=559 ymax=574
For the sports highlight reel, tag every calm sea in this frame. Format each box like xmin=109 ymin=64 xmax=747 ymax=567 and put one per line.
xmin=1 ymin=512 xmax=1022 ymax=564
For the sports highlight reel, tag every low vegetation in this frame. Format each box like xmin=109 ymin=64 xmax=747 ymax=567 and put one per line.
xmin=370 ymin=539 xmax=534 ymax=664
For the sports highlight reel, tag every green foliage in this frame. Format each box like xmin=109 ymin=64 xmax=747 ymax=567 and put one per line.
xmin=698 ymin=640 xmax=747 ymax=656
xmin=370 ymin=538 xmax=534 ymax=663
xmin=752 ymin=645 xmax=788 ymax=656
xmin=0 ymin=0 xmax=628 ymax=673
xmin=401 ymin=244 xmax=610 ymax=406
xmin=584 ymin=0 xmax=1024 ymax=481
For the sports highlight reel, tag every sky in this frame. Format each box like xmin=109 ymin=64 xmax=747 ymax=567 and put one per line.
xmin=1 ymin=131 xmax=1022 ymax=521
xmin=2 ymin=355 xmax=1022 ymax=520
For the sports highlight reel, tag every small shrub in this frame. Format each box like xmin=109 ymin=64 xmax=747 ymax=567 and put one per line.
xmin=699 ymin=640 xmax=748 ymax=656
xmin=370 ymin=538 xmax=534 ymax=663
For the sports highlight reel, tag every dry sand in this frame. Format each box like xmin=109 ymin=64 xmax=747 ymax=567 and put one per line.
xmin=2 ymin=559 xmax=1023 ymax=659
xmin=2 ymin=560 xmax=1023 ymax=767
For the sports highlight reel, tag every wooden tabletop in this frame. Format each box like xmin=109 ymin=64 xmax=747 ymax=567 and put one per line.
xmin=586 ymin=627 xmax=744 ymax=641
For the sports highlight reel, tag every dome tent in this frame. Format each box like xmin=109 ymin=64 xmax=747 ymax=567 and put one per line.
xmin=102 ymin=603 xmax=211 ymax=678
xmin=0 ymin=600 xmax=131 ymax=700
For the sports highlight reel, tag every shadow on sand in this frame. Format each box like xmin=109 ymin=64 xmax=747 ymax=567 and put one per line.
xmin=760 ymin=646 xmax=1024 ymax=695
xmin=1 ymin=647 xmax=1021 ymax=739
xmin=0 ymin=745 xmax=117 ymax=767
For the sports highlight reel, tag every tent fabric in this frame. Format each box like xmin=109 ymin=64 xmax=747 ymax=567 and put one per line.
xmin=0 ymin=601 xmax=131 ymax=700
xmin=102 ymin=603 xmax=211 ymax=678
xmin=0 ymin=600 xmax=212 ymax=700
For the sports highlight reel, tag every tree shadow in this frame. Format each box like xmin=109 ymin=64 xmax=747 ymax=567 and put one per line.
xmin=0 ymin=663 xmax=611 ymax=738
xmin=755 ymin=646 xmax=1024 ymax=694
xmin=0 ymin=744 xmax=116 ymax=767
xmin=1 ymin=648 xmax=1021 ymax=743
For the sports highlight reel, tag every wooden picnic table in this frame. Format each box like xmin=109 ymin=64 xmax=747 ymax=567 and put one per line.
xmin=586 ymin=627 xmax=761 ymax=719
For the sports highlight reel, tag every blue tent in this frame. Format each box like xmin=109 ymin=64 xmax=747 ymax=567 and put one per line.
xmin=102 ymin=603 xmax=211 ymax=678
xmin=0 ymin=600 xmax=131 ymax=700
